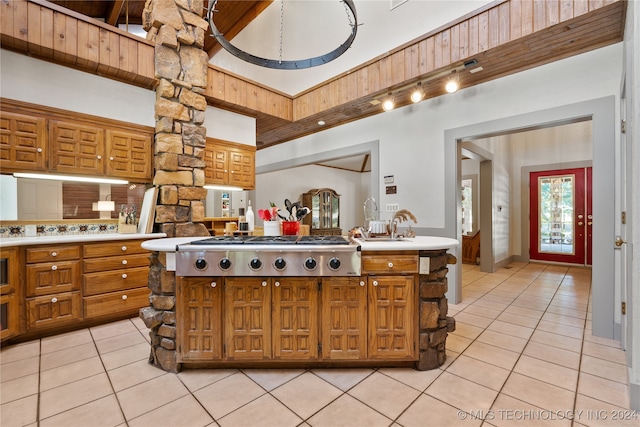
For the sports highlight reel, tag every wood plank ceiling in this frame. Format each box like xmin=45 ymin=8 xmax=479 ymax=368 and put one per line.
xmin=9 ymin=0 xmax=629 ymax=151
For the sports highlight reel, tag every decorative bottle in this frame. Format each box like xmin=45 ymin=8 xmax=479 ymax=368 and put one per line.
xmin=246 ymin=200 xmax=255 ymax=231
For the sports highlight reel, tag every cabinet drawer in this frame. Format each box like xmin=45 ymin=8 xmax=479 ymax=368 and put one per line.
xmin=84 ymin=267 xmax=149 ymax=296
xmin=26 ymin=260 xmax=81 ymax=297
xmin=26 ymin=245 xmax=81 ymax=263
xmin=27 ymin=291 xmax=81 ymax=330
xmin=84 ymin=287 xmax=149 ymax=319
xmin=361 ymin=255 xmax=418 ymax=274
xmin=83 ymin=240 xmax=147 ymax=258
xmin=83 ymin=253 xmax=150 ymax=273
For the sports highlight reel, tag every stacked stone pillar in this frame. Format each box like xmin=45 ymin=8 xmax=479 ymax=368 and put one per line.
xmin=139 ymin=0 xmax=211 ymax=372
xmin=416 ymin=249 xmax=457 ymax=370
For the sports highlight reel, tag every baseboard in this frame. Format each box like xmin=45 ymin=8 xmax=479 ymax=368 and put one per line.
xmin=495 ymin=256 xmax=514 ymax=269
xmin=629 ymin=379 xmax=640 ymax=411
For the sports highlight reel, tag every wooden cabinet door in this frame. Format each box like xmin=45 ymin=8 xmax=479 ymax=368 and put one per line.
xmin=27 ymin=292 xmax=81 ymax=330
xmin=105 ymin=129 xmax=152 ymax=181
xmin=204 ymin=144 xmax=229 ymax=185
xmin=321 ymin=277 xmax=367 ymax=360
xmin=272 ymin=278 xmax=318 ymax=360
xmin=368 ymin=275 xmax=416 ymax=359
xmin=26 ymin=260 xmax=81 ymax=297
xmin=225 ymin=278 xmax=271 ymax=360
xmin=228 ymin=148 xmax=255 ymax=189
xmin=177 ymin=277 xmax=223 ymax=361
xmin=0 ymin=111 xmax=46 ymax=171
xmin=1 ymin=293 xmax=19 ymax=341
xmin=50 ymin=120 xmax=104 ymax=175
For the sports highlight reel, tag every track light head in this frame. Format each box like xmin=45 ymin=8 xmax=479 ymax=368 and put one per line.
xmin=382 ymin=93 xmax=395 ymax=111
xmin=410 ymin=82 xmax=425 ymax=103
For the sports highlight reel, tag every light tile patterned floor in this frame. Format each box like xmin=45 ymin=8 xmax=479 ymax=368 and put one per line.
xmin=2 ymin=263 xmax=638 ymax=426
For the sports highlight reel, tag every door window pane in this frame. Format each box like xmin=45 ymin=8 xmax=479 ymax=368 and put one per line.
xmin=538 ymin=175 xmax=575 ymax=254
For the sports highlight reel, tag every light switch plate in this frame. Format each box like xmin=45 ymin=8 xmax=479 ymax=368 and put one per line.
xmin=386 ymin=203 xmax=399 ymax=212
xmin=419 ymin=257 xmax=430 ymax=274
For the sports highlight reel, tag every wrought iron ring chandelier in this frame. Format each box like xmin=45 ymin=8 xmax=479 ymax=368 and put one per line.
xmin=207 ymin=0 xmax=358 ymax=70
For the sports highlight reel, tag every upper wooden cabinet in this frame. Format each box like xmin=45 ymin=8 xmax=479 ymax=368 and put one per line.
xmin=0 ymin=111 xmax=47 ymax=172
xmin=204 ymin=138 xmax=255 ymax=190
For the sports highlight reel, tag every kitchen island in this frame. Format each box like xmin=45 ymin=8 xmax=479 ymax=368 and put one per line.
xmin=140 ymin=235 xmax=458 ymax=372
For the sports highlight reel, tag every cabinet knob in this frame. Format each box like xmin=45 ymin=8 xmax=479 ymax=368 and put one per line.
xmin=121 ymin=273 xmax=127 ymax=279
xmin=373 ymin=280 xmax=379 ymax=286
xmin=121 ymin=246 xmax=127 ymax=251
xmin=275 ymin=281 xmax=280 ymax=287
xmin=122 ymin=260 xmax=128 ymax=265
xmin=97 ymin=155 xmax=102 ymax=160
xmin=388 ymin=262 xmax=394 ymax=268
xmin=261 ymin=281 xmax=267 ymax=287
xmin=109 ymin=156 xmax=114 ymax=161
xmin=51 ymin=251 xmax=57 ymax=257
xmin=51 ymin=297 xmax=58 ymax=303
xmin=359 ymin=281 xmax=365 ymax=287
xmin=37 ymin=148 xmax=43 ymax=153
xmin=211 ymin=281 xmax=217 ymax=288
xmin=51 ymin=265 xmax=57 ymax=271
xmin=122 ymin=295 xmax=128 ymax=300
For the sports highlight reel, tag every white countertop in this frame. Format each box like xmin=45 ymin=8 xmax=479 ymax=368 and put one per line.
xmin=140 ymin=235 xmax=458 ymax=252
xmin=0 ymin=233 xmax=166 ymax=247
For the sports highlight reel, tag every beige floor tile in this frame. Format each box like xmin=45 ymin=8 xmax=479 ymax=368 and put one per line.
xmin=40 ymin=328 xmax=93 ymax=354
xmin=397 ymin=393 xmax=482 ymax=427
xmin=108 ymin=358 xmax=167 ymax=391
xmin=271 ymin=371 xmax=342 ymax=419
xmin=545 ymin=304 xmax=587 ymax=319
xmin=348 ymin=371 xmax=421 ymax=419
xmin=511 ymin=299 xmax=550 ymax=312
xmin=574 ymin=393 xmax=639 ymax=427
xmin=0 ymin=373 xmax=39 ymax=404
xmin=0 ymin=341 xmax=40 ymax=364
xmin=582 ymin=332 xmax=622 ymax=348
xmin=40 ymin=342 xmax=99 ymax=371
xmin=462 ymin=341 xmax=520 ymax=370
xmin=490 ymin=393 xmax=571 ymax=427
xmin=446 ymin=354 xmax=510 ymax=391
xmin=101 ymin=342 xmax=150 ymax=371
xmin=450 ymin=322 xmax=484 ymax=340
xmin=536 ymin=320 xmax=584 ymax=340
xmin=242 ymin=368 xmax=305 ymax=391
xmin=581 ymin=341 xmax=627 ymax=365
xmin=39 ymin=394 xmax=125 ymax=427
xmin=128 ymin=395 xmax=214 ymax=427
xmin=91 ymin=319 xmax=139 ymax=341
xmin=39 ymin=372 xmax=113 ymax=419
xmin=473 ymin=298 xmax=509 ymax=312
xmin=378 ymin=367 xmax=442 ymax=391
xmin=529 ymin=330 xmax=582 ymax=353
xmin=0 ymin=355 xmax=39 ymax=383
xmin=446 ymin=332 xmax=474 ymax=353
xmin=482 ymin=293 xmax=516 ymax=305
xmin=523 ymin=341 xmax=581 ymax=369
xmin=193 ymin=372 xmax=265 ymax=419
xmin=218 ymin=393 xmax=302 ymax=427
xmin=129 ymin=316 xmax=149 ymax=332
xmin=580 ymin=355 xmax=628 ymax=384
xmin=477 ymin=329 xmax=528 ymax=353
xmin=40 ymin=356 xmax=105 ymax=391
xmin=455 ymin=311 xmax=494 ymax=328
xmin=116 ymin=373 xmax=190 ymax=421
xmin=542 ymin=312 xmax=586 ymax=329
xmin=94 ymin=331 xmax=147 ymax=354
xmin=502 ymin=373 xmax=575 ymax=412
xmin=513 ymin=355 xmax=579 ymax=391
xmin=464 ymin=305 xmax=503 ymax=319
xmin=496 ymin=312 xmax=541 ymax=329
xmin=177 ymin=368 xmax=239 ymax=392
xmin=0 ymin=394 xmax=38 ymax=427
xmin=426 ymin=371 xmax=498 ymax=412
xmin=504 ymin=305 xmax=544 ymax=319
xmin=307 ymin=394 xmax=392 ymax=427
xmin=311 ymin=368 xmax=374 ymax=391
xmin=577 ymin=372 xmax=630 ymax=408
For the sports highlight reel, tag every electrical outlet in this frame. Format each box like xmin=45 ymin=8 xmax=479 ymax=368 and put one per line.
xmin=386 ymin=203 xmax=399 ymax=212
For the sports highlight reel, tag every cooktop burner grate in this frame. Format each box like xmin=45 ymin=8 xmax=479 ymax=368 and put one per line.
xmin=189 ymin=235 xmax=350 ymax=245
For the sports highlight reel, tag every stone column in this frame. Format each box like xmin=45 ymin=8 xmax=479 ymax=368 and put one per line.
xmin=416 ymin=249 xmax=457 ymax=370
xmin=140 ymin=0 xmax=211 ymax=372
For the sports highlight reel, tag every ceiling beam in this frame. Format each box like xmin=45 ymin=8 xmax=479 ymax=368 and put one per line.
xmin=106 ymin=0 xmax=126 ymax=26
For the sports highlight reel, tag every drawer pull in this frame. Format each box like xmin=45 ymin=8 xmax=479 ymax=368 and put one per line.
xmin=109 ymin=156 xmax=114 ymax=161
xmin=359 ymin=281 xmax=365 ymax=287
xmin=122 ymin=295 xmax=128 ymax=300
xmin=51 ymin=297 xmax=58 ymax=303
xmin=122 ymin=260 xmax=128 ymax=265
xmin=121 ymin=246 xmax=127 ymax=251
xmin=122 ymin=273 xmax=127 ymax=279
xmin=388 ymin=262 xmax=394 ymax=268
xmin=261 ymin=281 xmax=267 ymax=287
xmin=373 ymin=280 xmax=379 ymax=286
xmin=51 ymin=251 xmax=57 ymax=257
xmin=211 ymin=281 xmax=217 ymax=288
xmin=275 ymin=281 xmax=280 ymax=287
xmin=97 ymin=155 xmax=102 ymax=160
xmin=37 ymin=148 xmax=43 ymax=153
xmin=51 ymin=265 xmax=58 ymax=271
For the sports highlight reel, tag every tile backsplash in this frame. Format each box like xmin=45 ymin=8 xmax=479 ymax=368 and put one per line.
xmin=0 ymin=220 xmax=120 ymax=238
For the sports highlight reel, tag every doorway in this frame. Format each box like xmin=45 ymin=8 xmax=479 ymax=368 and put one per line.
xmin=529 ymin=167 xmax=593 ymax=265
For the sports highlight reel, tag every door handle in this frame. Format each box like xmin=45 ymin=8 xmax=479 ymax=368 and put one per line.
xmin=578 ymin=222 xmax=584 ymax=226
xmin=615 ymin=236 xmax=626 ymax=247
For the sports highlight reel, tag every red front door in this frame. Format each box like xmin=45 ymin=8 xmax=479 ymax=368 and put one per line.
xmin=530 ymin=167 xmax=592 ymax=265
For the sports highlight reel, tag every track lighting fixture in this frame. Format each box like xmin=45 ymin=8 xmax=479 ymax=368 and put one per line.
xmin=382 ymin=93 xmax=395 ymax=111
xmin=410 ymin=82 xmax=425 ymax=103
xmin=445 ymin=71 xmax=459 ymax=93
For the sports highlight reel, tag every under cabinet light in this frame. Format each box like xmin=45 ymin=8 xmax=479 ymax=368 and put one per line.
xmin=204 ymin=185 xmax=244 ymax=191
xmin=13 ymin=173 xmax=129 ymax=185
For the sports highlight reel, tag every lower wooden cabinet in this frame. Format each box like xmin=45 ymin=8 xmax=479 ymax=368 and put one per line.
xmin=27 ymin=291 xmax=81 ymax=329
xmin=1 ymin=247 xmax=20 ymax=341
xmin=83 ymin=287 xmax=149 ymax=319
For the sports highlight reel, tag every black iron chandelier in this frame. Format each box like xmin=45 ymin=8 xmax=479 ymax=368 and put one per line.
xmin=207 ymin=0 xmax=358 ymax=70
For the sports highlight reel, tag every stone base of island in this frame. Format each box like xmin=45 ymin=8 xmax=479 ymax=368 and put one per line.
xmin=140 ymin=236 xmax=459 ymax=373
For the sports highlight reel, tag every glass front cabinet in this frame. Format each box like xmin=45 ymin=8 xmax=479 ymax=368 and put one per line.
xmin=302 ymin=188 xmax=341 ymax=236
xmin=1 ymin=248 xmax=19 ymax=341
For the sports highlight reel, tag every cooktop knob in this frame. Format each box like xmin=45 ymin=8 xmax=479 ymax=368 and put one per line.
xmin=328 ymin=257 xmax=341 ymax=270
xmin=304 ymin=257 xmax=317 ymax=271
xmin=250 ymin=258 xmax=263 ymax=270
xmin=274 ymin=257 xmax=287 ymax=270
xmin=219 ymin=258 xmax=232 ymax=270
xmin=194 ymin=258 xmax=208 ymax=270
